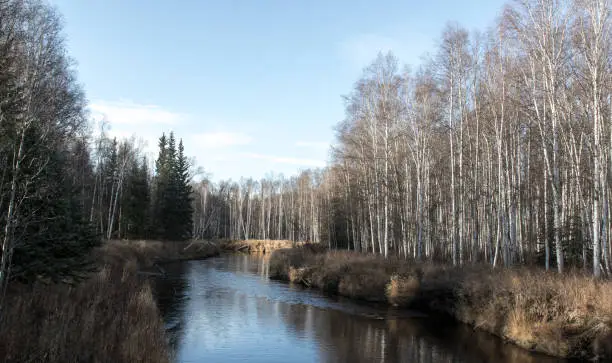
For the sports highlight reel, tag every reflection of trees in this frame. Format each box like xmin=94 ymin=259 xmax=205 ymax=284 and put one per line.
xmin=276 ymin=304 xmax=563 ymax=363
xmin=240 ymin=254 xmax=561 ymax=363
xmin=150 ymin=262 xmax=189 ymax=357
xmin=149 ymin=256 xmax=563 ymax=363
xmin=223 ymin=253 xmax=271 ymax=279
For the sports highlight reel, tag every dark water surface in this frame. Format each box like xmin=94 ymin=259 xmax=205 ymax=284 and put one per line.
xmin=152 ymin=254 xmax=566 ymax=363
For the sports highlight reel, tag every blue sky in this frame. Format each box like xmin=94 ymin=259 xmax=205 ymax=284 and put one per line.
xmin=50 ymin=0 xmax=506 ymax=181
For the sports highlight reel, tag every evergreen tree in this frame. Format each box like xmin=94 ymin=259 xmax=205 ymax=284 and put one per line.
xmin=167 ymin=132 xmax=177 ymax=166
xmin=0 ymin=0 xmax=107 ymax=287
xmin=69 ymin=138 xmax=96 ymax=214
xmin=122 ymin=157 xmax=150 ymax=239
xmin=10 ymin=135 xmax=100 ymax=283
xmin=153 ymin=133 xmax=169 ymax=238
xmin=163 ymin=132 xmax=179 ymax=240
xmin=175 ymin=140 xmax=193 ymax=240
xmin=151 ymin=132 xmax=193 ymax=241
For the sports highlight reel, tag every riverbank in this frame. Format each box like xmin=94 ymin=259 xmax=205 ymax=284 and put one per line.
xmin=221 ymin=239 xmax=316 ymax=254
xmin=0 ymin=240 xmax=219 ymax=363
xmin=269 ymin=248 xmax=612 ymax=360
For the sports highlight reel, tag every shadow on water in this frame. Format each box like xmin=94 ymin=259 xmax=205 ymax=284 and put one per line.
xmin=151 ymin=254 xmax=568 ymax=363
xmin=150 ymin=262 xmax=189 ymax=355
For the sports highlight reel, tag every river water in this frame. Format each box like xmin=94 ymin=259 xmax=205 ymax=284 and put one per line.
xmin=152 ymin=254 xmax=567 ymax=363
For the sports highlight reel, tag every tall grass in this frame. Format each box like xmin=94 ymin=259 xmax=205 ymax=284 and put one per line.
xmin=0 ymin=240 xmax=219 ymax=363
xmin=269 ymin=248 xmax=612 ymax=360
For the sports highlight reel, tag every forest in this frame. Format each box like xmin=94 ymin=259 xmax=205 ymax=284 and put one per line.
xmin=0 ymin=0 xmax=611 ymax=360
xmin=0 ymin=0 xmax=194 ymax=286
xmin=0 ymin=1 xmax=201 ymax=360
xmin=3 ymin=0 xmax=610 ymax=285
xmin=193 ymin=0 xmax=612 ymax=277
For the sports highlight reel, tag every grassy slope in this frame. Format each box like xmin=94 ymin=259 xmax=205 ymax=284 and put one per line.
xmin=269 ymin=248 xmax=612 ymax=360
xmin=0 ymin=240 xmax=219 ymax=363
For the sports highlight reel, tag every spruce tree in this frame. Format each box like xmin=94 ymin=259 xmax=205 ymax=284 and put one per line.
xmin=10 ymin=138 xmax=100 ymax=283
xmin=123 ymin=157 xmax=150 ymax=239
xmin=153 ymin=133 xmax=168 ymax=239
xmin=152 ymin=132 xmax=193 ymax=241
xmin=175 ymin=140 xmax=194 ymax=240
xmin=163 ymin=132 xmax=179 ymax=240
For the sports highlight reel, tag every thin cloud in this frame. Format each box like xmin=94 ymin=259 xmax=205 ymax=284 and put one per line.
xmin=191 ymin=132 xmax=252 ymax=149
xmin=90 ymin=100 xmax=187 ymax=125
xmin=243 ymin=152 xmax=325 ymax=167
xmin=89 ymin=100 xmax=178 ymax=163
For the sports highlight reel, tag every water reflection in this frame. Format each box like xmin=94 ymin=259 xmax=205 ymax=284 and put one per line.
xmin=150 ymin=262 xmax=189 ymax=356
xmin=153 ymin=254 xmax=566 ymax=363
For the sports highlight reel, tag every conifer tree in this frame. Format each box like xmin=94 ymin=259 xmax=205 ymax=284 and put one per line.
xmin=10 ymin=134 xmax=100 ymax=283
xmin=175 ymin=140 xmax=193 ymax=240
xmin=153 ymin=133 xmax=169 ymax=239
xmin=164 ymin=132 xmax=179 ymax=239
xmin=152 ymin=132 xmax=193 ymax=241
xmin=123 ymin=157 xmax=150 ymax=239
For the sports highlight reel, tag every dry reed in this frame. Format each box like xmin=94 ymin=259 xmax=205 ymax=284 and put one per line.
xmin=0 ymin=240 xmax=219 ymax=363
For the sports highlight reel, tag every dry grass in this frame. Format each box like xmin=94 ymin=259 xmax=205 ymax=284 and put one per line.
xmin=221 ymin=239 xmax=323 ymax=254
xmin=103 ymin=239 xmax=220 ymax=265
xmin=269 ymin=248 xmax=612 ymax=360
xmin=0 ymin=240 xmax=219 ymax=363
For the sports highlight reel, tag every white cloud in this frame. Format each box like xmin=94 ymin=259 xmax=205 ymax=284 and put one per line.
xmin=90 ymin=100 xmax=187 ymax=126
xmin=242 ymin=153 xmax=325 ymax=167
xmin=190 ymin=132 xmax=252 ymax=149
xmin=89 ymin=100 xmax=190 ymax=164
xmin=87 ymin=100 xmax=327 ymax=179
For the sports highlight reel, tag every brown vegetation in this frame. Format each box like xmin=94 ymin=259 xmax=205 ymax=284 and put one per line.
xmin=0 ymin=240 xmax=219 ymax=363
xmin=105 ymin=239 xmax=220 ymax=264
xmin=269 ymin=248 xmax=612 ymax=360
xmin=221 ymin=239 xmax=319 ymax=254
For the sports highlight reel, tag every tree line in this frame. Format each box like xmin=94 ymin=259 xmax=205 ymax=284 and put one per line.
xmin=192 ymin=171 xmax=328 ymax=243
xmin=90 ymin=129 xmax=193 ymax=242
xmin=1 ymin=0 xmax=610 ymax=287
xmin=195 ymin=0 xmax=612 ymax=276
xmin=0 ymin=0 xmax=193 ymax=291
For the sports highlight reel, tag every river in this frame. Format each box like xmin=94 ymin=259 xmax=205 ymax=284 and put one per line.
xmin=151 ymin=253 xmax=567 ymax=363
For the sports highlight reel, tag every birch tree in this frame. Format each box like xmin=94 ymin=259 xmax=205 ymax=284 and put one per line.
xmin=573 ymin=0 xmax=611 ymax=277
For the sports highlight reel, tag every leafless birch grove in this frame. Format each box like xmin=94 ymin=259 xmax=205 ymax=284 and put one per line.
xmin=197 ymin=0 xmax=612 ymax=276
